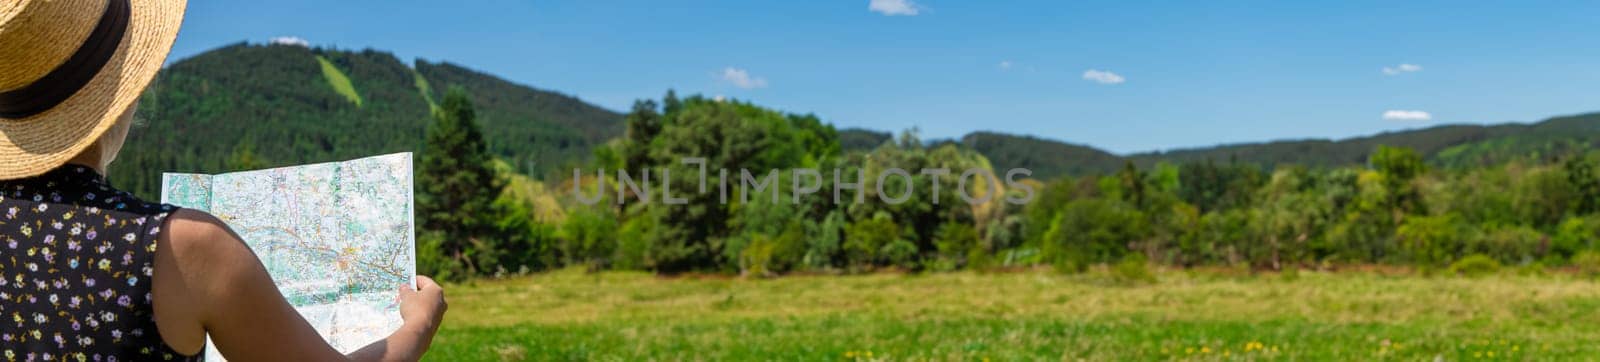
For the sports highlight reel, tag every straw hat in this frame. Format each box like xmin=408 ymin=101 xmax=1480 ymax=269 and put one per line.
xmin=0 ymin=0 xmax=186 ymax=180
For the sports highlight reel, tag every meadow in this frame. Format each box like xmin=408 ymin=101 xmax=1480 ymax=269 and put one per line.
xmin=424 ymin=267 xmax=1600 ymax=361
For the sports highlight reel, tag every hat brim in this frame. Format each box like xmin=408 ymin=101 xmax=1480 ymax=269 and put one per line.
xmin=0 ymin=0 xmax=187 ymax=180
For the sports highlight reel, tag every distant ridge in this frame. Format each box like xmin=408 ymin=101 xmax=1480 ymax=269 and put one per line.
xmin=961 ymin=132 xmax=1124 ymax=180
xmin=969 ymin=112 xmax=1600 ymax=177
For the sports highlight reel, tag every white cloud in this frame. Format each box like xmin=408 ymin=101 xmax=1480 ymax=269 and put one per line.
xmin=269 ymin=36 xmax=310 ymax=47
xmin=719 ymin=67 xmax=768 ymax=89
xmin=1081 ymin=69 xmax=1125 ymax=85
xmin=870 ymin=0 xmax=920 ymax=16
xmin=1382 ymin=110 xmax=1432 ymax=121
xmin=997 ymin=60 xmax=1013 ymax=70
xmin=1382 ymin=63 xmax=1422 ymax=75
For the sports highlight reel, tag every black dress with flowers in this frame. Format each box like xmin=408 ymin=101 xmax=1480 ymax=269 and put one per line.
xmin=0 ymin=165 xmax=202 ymax=361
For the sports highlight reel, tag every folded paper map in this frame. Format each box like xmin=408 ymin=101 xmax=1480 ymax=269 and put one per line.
xmin=161 ymin=153 xmax=416 ymax=360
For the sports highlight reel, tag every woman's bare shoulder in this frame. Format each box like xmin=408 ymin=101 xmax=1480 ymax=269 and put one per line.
xmin=162 ymin=209 xmax=236 ymax=253
xmin=158 ymin=209 xmax=260 ymax=280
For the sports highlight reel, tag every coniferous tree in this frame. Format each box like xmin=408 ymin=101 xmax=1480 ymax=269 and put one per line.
xmin=662 ymin=89 xmax=682 ymax=116
xmin=623 ymin=99 xmax=662 ymax=171
xmin=418 ymin=87 xmax=504 ymax=279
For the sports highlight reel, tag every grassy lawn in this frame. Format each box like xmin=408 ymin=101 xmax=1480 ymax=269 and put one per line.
xmin=425 ymin=268 xmax=1600 ymax=361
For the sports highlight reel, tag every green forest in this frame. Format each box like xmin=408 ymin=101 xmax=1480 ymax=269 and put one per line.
xmin=418 ymin=88 xmax=1600 ymax=281
xmin=113 ymin=44 xmax=1600 ymax=281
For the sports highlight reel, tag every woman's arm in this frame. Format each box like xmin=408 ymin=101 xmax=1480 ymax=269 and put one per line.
xmin=157 ymin=209 xmax=446 ymax=362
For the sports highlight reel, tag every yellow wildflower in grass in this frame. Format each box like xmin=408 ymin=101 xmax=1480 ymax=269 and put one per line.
xmin=1201 ymin=346 xmax=1211 ymax=354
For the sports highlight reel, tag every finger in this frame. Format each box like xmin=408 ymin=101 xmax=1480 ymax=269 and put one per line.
xmin=415 ymin=275 xmax=441 ymax=291
xmin=397 ymin=283 xmax=413 ymax=302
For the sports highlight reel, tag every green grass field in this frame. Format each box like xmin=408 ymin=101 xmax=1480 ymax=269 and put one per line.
xmin=425 ymin=268 xmax=1600 ymax=361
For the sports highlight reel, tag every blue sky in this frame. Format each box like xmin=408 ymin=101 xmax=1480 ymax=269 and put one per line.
xmin=170 ymin=0 xmax=1600 ymax=154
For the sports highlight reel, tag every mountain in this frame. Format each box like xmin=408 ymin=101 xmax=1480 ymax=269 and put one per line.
xmin=960 ymin=132 xmax=1125 ymax=179
xmin=1126 ymin=113 xmax=1600 ymax=170
xmin=111 ymin=43 xmax=622 ymax=198
xmin=969 ymin=112 xmax=1600 ymax=178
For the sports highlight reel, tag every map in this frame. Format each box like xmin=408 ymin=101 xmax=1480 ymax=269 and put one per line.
xmin=161 ymin=153 xmax=416 ymax=360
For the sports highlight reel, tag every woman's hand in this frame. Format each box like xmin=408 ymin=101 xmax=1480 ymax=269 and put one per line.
xmin=399 ymin=276 xmax=448 ymax=335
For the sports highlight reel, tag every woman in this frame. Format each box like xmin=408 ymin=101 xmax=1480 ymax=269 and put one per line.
xmin=0 ymin=1 xmax=448 ymax=361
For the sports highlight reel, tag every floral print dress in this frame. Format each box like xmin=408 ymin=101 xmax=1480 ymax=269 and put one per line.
xmin=0 ymin=165 xmax=202 ymax=361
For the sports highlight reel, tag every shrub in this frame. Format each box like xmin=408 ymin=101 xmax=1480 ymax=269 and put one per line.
xmin=736 ymin=223 xmax=806 ymax=276
xmin=416 ymin=231 xmax=461 ymax=282
xmin=1554 ymin=216 xmax=1600 ymax=258
xmin=879 ymin=240 xmax=920 ymax=269
xmin=844 ymin=215 xmax=901 ymax=269
xmin=934 ymin=222 xmax=980 ymax=268
xmin=1447 ymin=254 xmax=1501 ymax=277
xmin=1397 ymin=215 xmax=1464 ymax=266
xmin=1465 ymin=225 xmax=1544 ymax=264
xmin=802 ymin=211 xmax=846 ymax=269
xmin=1517 ymin=262 xmax=1547 ymax=277
xmin=738 ymin=234 xmax=779 ymax=277
xmin=1572 ymin=251 xmax=1600 ymax=277
xmin=1112 ymin=253 xmax=1157 ymax=284
xmin=557 ymin=208 xmax=619 ymax=267
xmin=612 ymin=211 xmax=658 ymax=270
xmin=1042 ymin=199 xmax=1148 ymax=265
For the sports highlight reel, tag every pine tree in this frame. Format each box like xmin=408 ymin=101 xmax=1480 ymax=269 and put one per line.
xmin=418 ymin=87 xmax=504 ymax=278
xmin=622 ymin=99 xmax=662 ymax=171
xmin=662 ymin=89 xmax=682 ymax=116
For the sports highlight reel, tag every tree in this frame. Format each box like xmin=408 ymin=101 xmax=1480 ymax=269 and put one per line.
xmin=622 ymin=99 xmax=662 ymax=171
xmin=619 ymin=95 xmax=842 ymax=272
xmin=1178 ymin=159 xmax=1262 ymax=213
xmin=1565 ymin=154 xmax=1600 ymax=215
xmin=418 ymin=87 xmax=505 ymax=279
xmin=1118 ymin=161 xmax=1147 ymax=208
xmin=226 ymin=141 xmax=267 ymax=171
xmin=844 ymin=214 xmax=907 ymax=269
xmin=1042 ymin=198 xmax=1148 ymax=271
xmin=1370 ymin=145 xmax=1426 ymax=217
xmin=662 ymin=89 xmax=683 ymax=116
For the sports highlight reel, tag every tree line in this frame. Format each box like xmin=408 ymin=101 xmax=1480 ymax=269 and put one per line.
xmin=417 ymin=90 xmax=1600 ymax=280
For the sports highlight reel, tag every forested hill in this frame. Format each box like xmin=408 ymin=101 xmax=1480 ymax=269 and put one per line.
xmin=960 ymin=132 xmax=1124 ymax=180
xmin=969 ymin=112 xmax=1600 ymax=177
xmin=110 ymin=43 xmax=623 ymax=197
xmin=1127 ymin=113 xmax=1600 ymax=169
